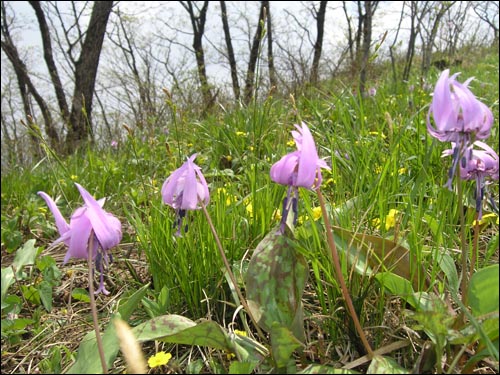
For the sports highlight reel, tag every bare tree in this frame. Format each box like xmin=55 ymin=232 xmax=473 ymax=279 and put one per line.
xmin=418 ymin=1 xmax=455 ymax=76
xmin=180 ymin=1 xmax=214 ymax=111
xmin=29 ymin=1 xmax=69 ymax=127
xmin=243 ymin=1 xmax=266 ymax=105
xmin=264 ymin=1 xmax=277 ymax=90
xmin=310 ymin=1 xmax=327 ymax=85
xmin=64 ymin=1 xmax=113 ymax=150
xmin=359 ymin=1 xmax=378 ymax=95
xmin=472 ymin=1 xmax=499 ymax=46
xmin=220 ymin=1 xmax=240 ymax=101
xmin=1 ymin=1 xmax=57 ymax=155
xmin=388 ymin=1 xmax=405 ymax=86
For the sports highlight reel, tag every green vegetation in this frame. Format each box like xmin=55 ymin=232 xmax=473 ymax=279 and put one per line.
xmin=1 ymin=46 xmax=498 ymax=374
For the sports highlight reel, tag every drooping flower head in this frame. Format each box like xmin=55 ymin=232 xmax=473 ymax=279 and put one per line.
xmin=443 ymin=141 xmax=499 ymax=219
xmin=161 ymin=153 xmax=210 ymax=236
xmin=38 ymin=183 xmax=122 ymax=294
xmin=270 ymin=122 xmax=330 ymax=232
xmin=427 ymin=69 xmax=494 ymax=189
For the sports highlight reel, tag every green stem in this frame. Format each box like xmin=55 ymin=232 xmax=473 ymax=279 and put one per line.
xmin=317 ymin=189 xmax=374 ymax=359
xmin=200 ymin=203 xmax=267 ymax=341
xmin=88 ymin=233 xmax=108 ymax=374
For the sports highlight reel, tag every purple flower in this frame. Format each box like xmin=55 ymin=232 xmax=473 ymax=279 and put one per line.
xmin=270 ymin=122 xmax=330 ymax=232
xmin=111 ymin=140 xmax=118 ymax=148
xmin=368 ymin=87 xmax=377 ymax=97
xmin=428 ymin=70 xmax=494 ymax=189
xmin=38 ymin=183 xmax=122 ymax=294
xmin=161 ymin=153 xmax=210 ymax=236
xmin=443 ymin=141 xmax=499 ymax=219
xmin=428 ymin=70 xmax=493 ymax=143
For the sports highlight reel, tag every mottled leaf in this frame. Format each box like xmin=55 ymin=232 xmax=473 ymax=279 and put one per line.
xmin=298 ymin=364 xmax=360 ymax=374
xmin=270 ymin=323 xmax=303 ymax=369
xmin=366 ymin=355 xmax=410 ymax=374
xmin=331 ymin=225 xmax=427 ymax=291
xmin=245 ymin=226 xmax=308 ymax=342
xmin=133 ymin=315 xmax=231 ymax=350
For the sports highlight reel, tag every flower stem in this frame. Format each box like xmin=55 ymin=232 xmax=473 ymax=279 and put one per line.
xmin=200 ymin=203 xmax=267 ymax=341
xmin=470 ymin=212 xmax=479 ymax=281
xmin=88 ymin=233 xmax=108 ymax=374
xmin=457 ymin=177 xmax=469 ymax=309
xmin=317 ymin=189 xmax=374 ymax=358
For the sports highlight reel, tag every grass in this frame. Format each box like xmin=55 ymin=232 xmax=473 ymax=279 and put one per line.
xmin=1 ymin=46 xmax=499 ymax=374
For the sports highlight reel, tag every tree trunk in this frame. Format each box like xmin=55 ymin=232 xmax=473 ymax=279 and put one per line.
xmin=65 ymin=1 xmax=113 ymax=151
xmin=359 ymin=1 xmax=375 ymax=95
xmin=29 ymin=1 xmax=70 ymax=126
xmin=220 ymin=1 xmax=240 ymax=101
xmin=264 ymin=1 xmax=277 ymax=90
xmin=311 ymin=1 xmax=327 ymax=85
xmin=181 ymin=1 xmax=213 ymax=111
xmin=244 ymin=1 xmax=266 ymax=105
xmin=1 ymin=2 xmax=58 ymax=154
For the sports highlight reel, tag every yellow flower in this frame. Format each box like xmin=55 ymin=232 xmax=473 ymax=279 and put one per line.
xmin=287 ymin=139 xmax=295 ymax=147
xmin=148 ymin=351 xmax=172 ymax=368
xmin=246 ymin=202 xmax=253 ymax=218
xmin=236 ymin=131 xmax=247 ymax=137
xmin=372 ymin=209 xmax=400 ymax=230
xmin=374 ymin=165 xmax=382 ymax=174
xmin=272 ymin=208 xmax=282 ymax=221
xmin=472 ymin=213 xmax=499 ymax=227
xmin=398 ymin=167 xmax=406 ymax=175
xmin=368 ymin=131 xmax=386 ymax=139
xmin=234 ymin=329 xmax=247 ymax=337
xmin=312 ymin=207 xmax=322 ymax=221
xmin=385 ymin=209 xmax=399 ymax=230
xmin=70 ymin=175 xmax=78 ymax=181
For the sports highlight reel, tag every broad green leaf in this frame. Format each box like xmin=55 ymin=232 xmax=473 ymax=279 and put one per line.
xmin=375 ymin=272 xmax=418 ymax=309
xmin=468 ymin=264 xmax=499 ymax=317
xmin=37 ymin=280 xmax=53 ymax=312
xmin=436 ymin=252 xmax=459 ymax=294
xmin=12 ymin=239 xmax=39 ymax=278
xmin=1 ymin=267 xmax=15 ymax=310
xmin=298 ymin=364 xmax=360 ymax=374
xmin=133 ymin=314 xmax=232 ymax=351
xmin=66 ymin=283 xmax=150 ymax=374
xmin=270 ymin=323 xmax=303 ymax=369
xmin=245 ymin=227 xmax=308 ymax=343
xmin=71 ymin=288 xmax=90 ymax=303
xmin=332 ymin=226 xmax=426 ymax=291
xmin=228 ymin=360 xmax=259 ymax=374
xmin=2 ymin=240 xmax=40 ymax=309
xmin=367 ymin=355 xmax=410 ymax=374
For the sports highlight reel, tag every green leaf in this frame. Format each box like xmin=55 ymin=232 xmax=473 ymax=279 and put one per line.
xmin=2 ymin=240 xmax=40 ymax=309
xmin=12 ymin=239 xmax=39 ymax=279
xmin=436 ymin=252 xmax=459 ymax=294
xmin=367 ymin=355 xmax=410 ymax=374
xmin=468 ymin=264 xmax=499 ymax=317
xmin=229 ymin=360 xmax=259 ymax=374
xmin=37 ymin=280 xmax=53 ymax=312
xmin=332 ymin=226 xmax=426 ymax=291
xmin=297 ymin=364 xmax=360 ymax=374
xmin=270 ymin=323 xmax=303 ymax=369
xmin=71 ymin=288 xmax=90 ymax=303
xmin=245 ymin=227 xmax=308 ymax=343
xmin=1 ymin=267 xmax=15 ymax=310
xmin=66 ymin=283 xmax=150 ymax=374
xmin=133 ymin=314 xmax=232 ymax=351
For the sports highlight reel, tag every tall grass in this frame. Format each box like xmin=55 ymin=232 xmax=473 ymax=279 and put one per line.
xmin=1 ymin=46 xmax=498 ymax=372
